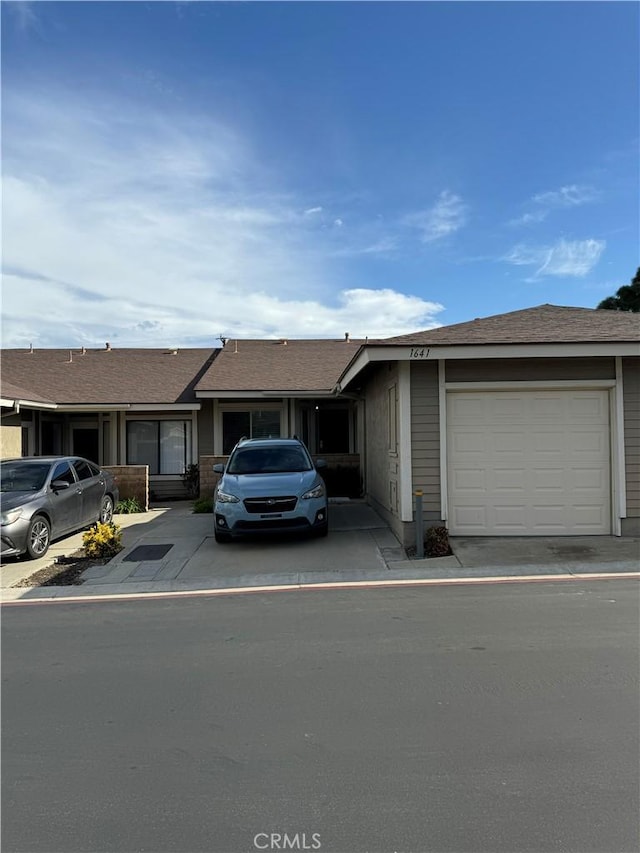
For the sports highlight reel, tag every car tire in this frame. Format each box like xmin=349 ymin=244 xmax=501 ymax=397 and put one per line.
xmin=100 ymin=495 xmax=114 ymax=524
xmin=214 ymin=529 xmax=232 ymax=544
xmin=25 ymin=515 xmax=51 ymax=559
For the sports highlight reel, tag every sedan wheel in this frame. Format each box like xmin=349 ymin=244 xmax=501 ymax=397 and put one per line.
xmin=26 ymin=516 xmax=51 ymax=559
xmin=100 ymin=495 xmax=114 ymax=524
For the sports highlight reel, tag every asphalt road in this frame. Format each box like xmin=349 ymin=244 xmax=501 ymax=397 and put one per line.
xmin=2 ymin=581 xmax=639 ymax=853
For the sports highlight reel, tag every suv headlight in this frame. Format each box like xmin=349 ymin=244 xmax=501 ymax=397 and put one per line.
xmin=301 ymin=483 xmax=325 ymax=500
xmin=1 ymin=509 xmax=22 ymax=526
xmin=216 ymin=489 xmax=240 ymax=504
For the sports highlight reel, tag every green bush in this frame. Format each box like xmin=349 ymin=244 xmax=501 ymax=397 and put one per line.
xmin=115 ymin=497 xmax=143 ymax=514
xmin=82 ymin=522 xmax=123 ymax=559
xmin=182 ymin=463 xmax=200 ymax=498
xmin=193 ymin=497 xmax=213 ymax=513
xmin=425 ymin=526 xmax=452 ymax=557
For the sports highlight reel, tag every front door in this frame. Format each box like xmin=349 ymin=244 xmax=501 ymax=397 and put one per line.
xmin=317 ymin=408 xmax=350 ymax=453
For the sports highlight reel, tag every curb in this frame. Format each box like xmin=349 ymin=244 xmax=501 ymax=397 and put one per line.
xmin=3 ymin=568 xmax=639 ymax=605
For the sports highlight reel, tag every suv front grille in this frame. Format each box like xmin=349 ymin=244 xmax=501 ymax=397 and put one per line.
xmin=243 ymin=496 xmax=298 ymax=514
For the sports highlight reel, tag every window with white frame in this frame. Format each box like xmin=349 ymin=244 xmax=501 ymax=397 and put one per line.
xmin=127 ymin=420 xmax=191 ymax=474
xmin=222 ymin=409 xmax=281 ymax=454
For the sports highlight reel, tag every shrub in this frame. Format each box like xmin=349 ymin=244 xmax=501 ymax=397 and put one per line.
xmin=115 ymin=497 xmax=143 ymax=514
xmin=182 ymin=463 xmax=200 ymax=498
xmin=193 ymin=497 xmax=213 ymax=513
xmin=425 ymin=525 xmax=452 ymax=557
xmin=82 ymin=522 xmax=123 ymax=559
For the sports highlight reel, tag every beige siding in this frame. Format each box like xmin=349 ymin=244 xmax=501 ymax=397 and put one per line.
xmin=623 ymin=357 xmax=640 ymax=518
xmin=0 ymin=420 xmax=22 ymax=458
xmin=410 ymin=361 xmax=441 ymax=521
xmin=446 ymin=357 xmax=615 ymax=382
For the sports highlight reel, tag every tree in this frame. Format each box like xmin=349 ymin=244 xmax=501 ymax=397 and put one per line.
xmin=597 ymin=268 xmax=640 ymax=312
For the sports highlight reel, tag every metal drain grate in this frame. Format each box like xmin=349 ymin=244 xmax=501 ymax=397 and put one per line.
xmin=123 ymin=544 xmax=174 ymax=562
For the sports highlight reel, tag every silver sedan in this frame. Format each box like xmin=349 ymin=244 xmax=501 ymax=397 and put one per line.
xmin=0 ymin=456 xmax=119 ymax=559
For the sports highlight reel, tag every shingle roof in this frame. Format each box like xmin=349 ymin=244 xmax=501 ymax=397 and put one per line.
xmin=0 ymin=379 xmax=54 ymax=405
xmin=373 ymin=304 xmax=640 ymax=345
xmin=1 ymin=347 xmax=217 ymax=405
xmin=195 ymin=338 xmax=363 ymax=393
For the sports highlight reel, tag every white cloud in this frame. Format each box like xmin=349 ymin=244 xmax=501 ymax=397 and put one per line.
xmin=405 ymin=191 xmax=467 ymax=243
xmin=503 ymin=238 xmax=606 ymax=278
xmin=510 ymin=184 xmax=599 ymax=227
xmin=2 ymin=86 xmax=444 ymax=346
xmin=537 ymin=238 xmax=606 ymax=277
xmin=532 ymin=184 xmax=599 ymax=208
xmin=4 ymin=1 xmax=38 ymax=31
xmin=508 ymin=210 xmax=548 ymax=227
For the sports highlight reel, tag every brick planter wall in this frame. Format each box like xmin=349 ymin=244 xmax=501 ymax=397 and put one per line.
xmin=104 ymin=465 xmax=149 ymax=511
xmin=199 ymin=456 xmax=227 ymax=498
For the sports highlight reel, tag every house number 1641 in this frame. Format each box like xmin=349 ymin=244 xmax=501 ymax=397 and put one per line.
xmin=410 ymin=347 xmax=431 ymax=358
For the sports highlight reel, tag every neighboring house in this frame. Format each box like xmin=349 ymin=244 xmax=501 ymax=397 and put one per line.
xmin=0 ymin=346 xmax=217 ymax=501
xmin=2 ymin=305 xmax=638 ymax=540
xmin=336 ymin=304 xmax=640 ymax=542
xmin=0 ymin=338 xmax=362 ymax=500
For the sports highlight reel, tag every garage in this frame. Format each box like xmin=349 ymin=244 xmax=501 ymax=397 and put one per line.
xmin=446 ymin=389 xmax=612 ymax=535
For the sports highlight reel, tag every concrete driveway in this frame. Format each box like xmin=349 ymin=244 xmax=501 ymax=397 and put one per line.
xmin=78 ymin=500 xmax=405 ymax=590
xmin=450 ymin=535 xmax=640 ymax=572
xmin=3 ymin=502 xmax=638 ymax=600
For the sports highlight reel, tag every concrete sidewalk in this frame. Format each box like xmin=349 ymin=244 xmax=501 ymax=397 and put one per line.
xmin=2 ymin=501 xmax=639 ymax=602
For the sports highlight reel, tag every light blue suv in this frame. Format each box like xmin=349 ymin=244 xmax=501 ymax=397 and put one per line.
xmin=212 ymin=438 xmax=328 ymax=543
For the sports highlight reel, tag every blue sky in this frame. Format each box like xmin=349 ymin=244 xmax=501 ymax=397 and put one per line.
xmin=2 ymin=1 xmax=638 ymax=348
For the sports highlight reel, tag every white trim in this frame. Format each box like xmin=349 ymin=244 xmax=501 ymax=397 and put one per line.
xmin=445 ymin=385 xmax=615 ymax=536
xmin=109 ymin=412 xmax=118 ymax=465
xmin=446 ymin=379 xmax=616 ymax=391
xmin=438 ymin=360 xmax=448 ymax=521
xmin=398 ymin=362 xmax=413 ymax=522
xmin=1 ymin=398 xmax=58 ymax=410
xmin=118 ymin=411 xmax=127 ymax=464
xmin=213 ymin=399 xmax=221 ymax=455
xmin=191 ymin=410 xmax=199 ymax=466
xmin=336 ymin=350 xmax=371 ymax=392
xmin=338 ymin=342 xmax=640 ymax=388
xmin=214 ymin=401 xmax=286 ymax=454
xmin=55 ymin=404 xmax=131 ymax=412
xmin=128 ymin=404 xmax=200 ymax=412
xmin=197 ymin=390 xmax=332 ymax=399
xmin=21 ymin=420 xmax=35 ymax=455
xmin=124 ymin=412 xmax=197 ymax=421
xmin=615 ymin=356 xmax=627 ymax=522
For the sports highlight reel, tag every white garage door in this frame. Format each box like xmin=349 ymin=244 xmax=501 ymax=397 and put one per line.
xmin=447 ymin=390 xmax=611 ymax=535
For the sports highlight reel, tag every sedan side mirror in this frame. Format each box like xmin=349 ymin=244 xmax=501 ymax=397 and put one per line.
xmin=315 ymin=458 xmax=327 ymax=470
xmin=51 ymin=480 xmax=71 ymax=491
xmin=212 ymin=463 xmax=225 ymax=474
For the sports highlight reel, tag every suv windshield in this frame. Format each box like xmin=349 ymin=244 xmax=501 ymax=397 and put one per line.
xmin=0 ymin=461 xmax=51 ymax=492
xmin=227 ymin=446 xmax=312 ymax=475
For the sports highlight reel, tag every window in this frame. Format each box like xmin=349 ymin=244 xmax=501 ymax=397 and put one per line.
xmin=51 ymin=461 xmax=76 ymax=486
xmin=222 ymin=410 xmax=281 ymax=454
xmin=73 ymin=459 xmax=100 ymax=481
xmin=127 ymin=420 xmax=191 ymax=474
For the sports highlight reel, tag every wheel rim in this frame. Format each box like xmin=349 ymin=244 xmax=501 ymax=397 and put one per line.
xmin=30 ymin=520 xmax=49 ymax=556
xmin=100 ymin=497 xmax=113 ymax=523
